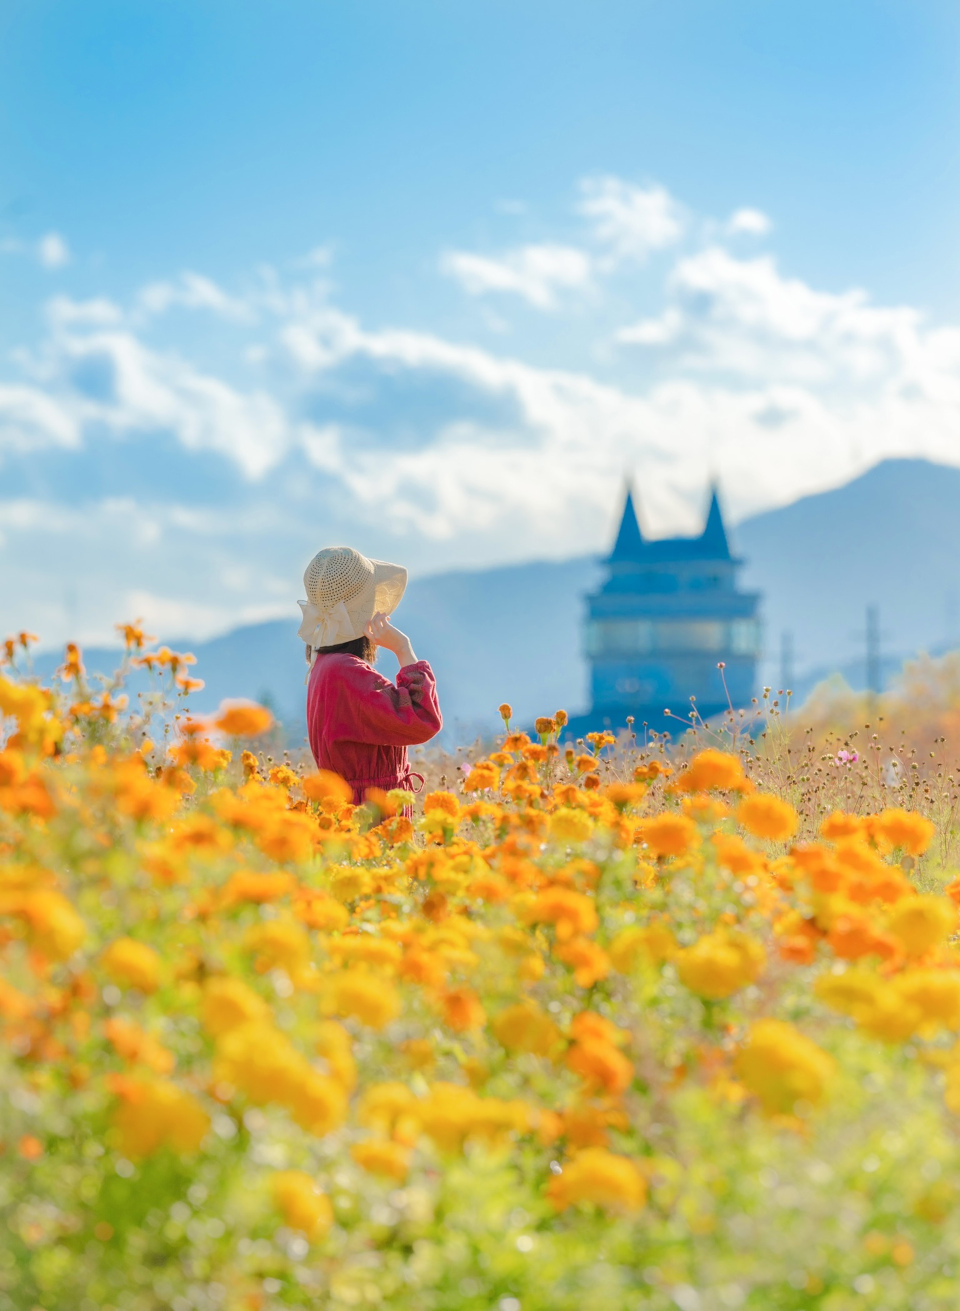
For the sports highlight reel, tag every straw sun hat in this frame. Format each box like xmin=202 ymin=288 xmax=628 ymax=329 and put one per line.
xmin=297 ymin=546 xmax=408 ymax=658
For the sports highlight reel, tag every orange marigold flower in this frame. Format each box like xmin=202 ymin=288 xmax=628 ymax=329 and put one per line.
xmin=464 ymin=761 xmax=500 ymax=792
xmin=301 ymin=769 xmax=353 ymax=808
xmin=673 ymin=749 xmax=745 ymax=794
xmin=423 ymin=790 xmax=460 ymax=819
xmin=565 ymin=1037 xmax=634 ymax=1096
xmin=820 ymin=811 xmax=865 ymax=842
xmin=556 ymin=937 xmax=611 ymax=987
xmin=440 ymin=986 xmax=486 ymax=1032
xmin=636 ymin=813 xmax=700 ymax=859
xmin=535 ymin=716 xmax=557 ymax=738
xmin=737 ymin=793 xmax=799 ymax=842
xmin=524 ymin=887 xmax=598 ymax=941
xmin=499 ymin=703 xmax=513 ymax=722
xmin=213 ymin=702 xmax=274 ymax=737
xmin=872 ymin=808 xmax=936 ymax=857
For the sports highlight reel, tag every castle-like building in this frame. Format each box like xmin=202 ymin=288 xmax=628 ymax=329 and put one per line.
xmin=565 ymin=485 xmax=761 ymax=739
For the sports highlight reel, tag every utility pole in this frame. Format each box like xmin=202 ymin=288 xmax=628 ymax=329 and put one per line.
xmin=779 ymin=629 xmax=794 ymax=692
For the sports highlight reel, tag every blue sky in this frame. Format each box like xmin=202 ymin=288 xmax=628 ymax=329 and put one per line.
xmin=1 ymin=0 xmax=959 ymax=643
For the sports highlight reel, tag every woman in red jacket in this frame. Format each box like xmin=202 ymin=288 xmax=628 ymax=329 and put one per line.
xmin=298 ymin=546 xmax=442 ymax=803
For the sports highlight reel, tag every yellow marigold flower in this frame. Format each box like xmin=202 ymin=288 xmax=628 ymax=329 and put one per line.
xmin=101 ymin=937 xmax=162 ymax=994
xmin=440 ymin=986 xmax=486 ymax=1032
xmin=243 ymin=919 xmax=311 ymax=974
xmin=419 ymin=1082 xmax=530 ymax=1152
xmin=524 ymin=887 xmax=598 ymax=942
xmin=357 ymin=1081 xmax=420 ymax=1134
xmin=737 ymin=794 xmax=799 ymax=842
xmin=547 ymin=1148 xmax=646 ymax=1212
xmin=331 ymin=935 xmax=402 ymax=973
xmin=201 ymin=976 xmax=271 ymax=1037
xmin=16 ymin=889 xmax=85 ymax=961
xmin=673 ymin=749 xmax=745 ymax=794
xmin=637 ymin=813 xmax=700 ymax=859
xmin=609 ymin=923 xmax=677 ymax=972
xmin=886 ymin=896 xmax=955 ymax=957
xmin=856 ymin=990 xmax=923 ymax=1043
xmin=814 ymin=968 xmax=882 ymax=1021
xmin=111 ymin=1077 xmax=209 ymax=1158
xmin=492 ymin=1000 xmax=563 ymax=1058
xmin=214 ymin=1022 xmax=347 ymax=1134
xmin=733 ymin=1019 xmax=834 ymax=1114
xmin=315 ymin=1020 xmax=356 ymax=1091
xmin=548 ymin=808 xmax=594 ymax=845
xmin=351 ymin=1139 xmax=412 ymax=1181
xmin=872 ymin=808 xmax=936 ymax=857
xmin=213 ymin=702 xmax=274 ymax=737
xmin=676 ymin=929 xmax=765 ymax=1001
xmin=896 ymin=970 xmax=960 ymax=1029
xmin=270 ymin=1171 xmax=333 ymax=1239
xmin=330 ymin=970 xmax=401 ymax=1031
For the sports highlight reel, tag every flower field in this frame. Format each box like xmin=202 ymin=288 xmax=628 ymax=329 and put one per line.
xmin=6 ymin=635 xmax=960 ymax=1310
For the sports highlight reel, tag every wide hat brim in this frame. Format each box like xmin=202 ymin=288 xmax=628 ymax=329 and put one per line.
xmin=370 ymin=559 xmax=408 ymax=618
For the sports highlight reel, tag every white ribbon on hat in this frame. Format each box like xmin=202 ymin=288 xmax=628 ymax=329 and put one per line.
xmin=298 ymin=598 xmax=356 ymax=647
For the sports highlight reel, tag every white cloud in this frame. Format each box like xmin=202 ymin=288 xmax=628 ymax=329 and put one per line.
xmin=440 ymin=243 xmax=592 ymax=309
xmin=579 ymin=177 xmax=684 ymax=264
xmin=51 ymin=326 xmax=290 ymax=478
xmin=0 ymin=384 xmax=79 ymax=454
xmin=7 ymin=174 xmax=960 ymax=645
xmin=37 ymin=232 xmax=70 ymax=269
xmin=727 ymin=208 xmax=772 ymax=237
xmin=137 ymin=271 xmax=255 ymax=323
xmin=46 ymin=296 xmax=124 ymax=329
xmin=616 ymin=246 xmax=932 ymax=390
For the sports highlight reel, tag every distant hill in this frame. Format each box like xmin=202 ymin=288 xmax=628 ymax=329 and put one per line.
xmin=30 ymin=458 xmax=960 ymax=741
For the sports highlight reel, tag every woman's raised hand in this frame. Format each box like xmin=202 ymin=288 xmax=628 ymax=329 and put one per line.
xmin=365 ymin=612 xmax=417 ymax=667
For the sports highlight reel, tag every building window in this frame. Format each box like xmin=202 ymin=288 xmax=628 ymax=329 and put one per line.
xmin=654 ymin=621 xmax=725 ymax=652
xmin=730 ymin=619 xmax=761 ymax=656
xmin=585 ymin=620 xmax=654 ymax=656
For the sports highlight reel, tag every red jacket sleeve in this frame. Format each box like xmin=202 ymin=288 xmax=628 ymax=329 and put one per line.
xmin=340 ymin=659 xmax=443 ymax=746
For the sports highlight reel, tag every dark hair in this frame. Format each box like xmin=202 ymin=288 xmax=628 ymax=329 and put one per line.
xmin=307 ymin=636 xmax=377 ymax=665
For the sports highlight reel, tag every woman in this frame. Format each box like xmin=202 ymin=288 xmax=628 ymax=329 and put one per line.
xmin=298 ymin=546 xmax=442 ymax=803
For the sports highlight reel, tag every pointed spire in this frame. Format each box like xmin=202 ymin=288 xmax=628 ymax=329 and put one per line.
xmin=608 ymin=484 xmax=646 ymax=561
xmin=699 ymin=484 xmax=731 ymax=559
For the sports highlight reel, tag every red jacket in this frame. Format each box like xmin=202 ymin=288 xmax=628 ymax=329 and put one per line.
xmin=306 ymin=653 xmax=442 ymax=803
